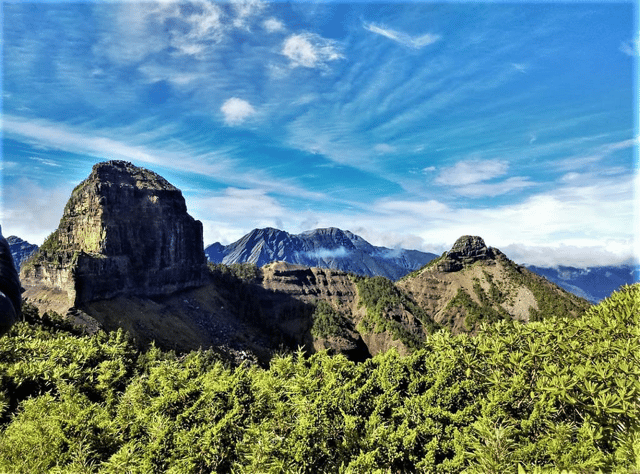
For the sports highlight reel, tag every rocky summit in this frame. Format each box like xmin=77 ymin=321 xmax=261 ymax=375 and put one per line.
xmin=21 ymin=161 xmax=209 ymax=309
xmin=433 ymin=235 xmax=500 ymax=272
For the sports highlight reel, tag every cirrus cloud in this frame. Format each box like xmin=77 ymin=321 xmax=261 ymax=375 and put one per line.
xmin=435 ymin=159 xmax=508 ymax=186
xmin=282 ymin=33 xmax=344 ymax=68
xmin=363 ymin=22 xmax=441 ymax=49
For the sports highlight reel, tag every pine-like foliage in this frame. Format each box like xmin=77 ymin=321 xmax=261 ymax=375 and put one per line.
xmin=0 ymin=285 xmax=638 ymax=473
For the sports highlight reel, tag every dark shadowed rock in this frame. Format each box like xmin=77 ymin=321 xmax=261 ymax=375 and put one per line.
xmin=21 ymin=161 xmax=209 ymax=307
xmin=0 ymin=227 xmax=21 ymax=335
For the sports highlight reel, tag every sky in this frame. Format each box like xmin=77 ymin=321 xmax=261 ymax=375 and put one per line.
xmin=1 ymin=0 xmax=638 ymax=268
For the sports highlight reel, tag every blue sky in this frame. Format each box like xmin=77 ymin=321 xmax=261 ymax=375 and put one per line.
xmin=1 ymin=1 xmax=638 ymax=267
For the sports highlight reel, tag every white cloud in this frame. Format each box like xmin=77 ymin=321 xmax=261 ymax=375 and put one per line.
xmin=282 ymin=33 xmax=343 ymax=68
xmin=221 ymin=97 xmax=256 ymax=125
xmin=435 ymin=159 xmax=508 ymax=186
xmin=231 ymin=0 xmax=266 ymax=30
xmin=263 ymin=17 xmax=285 ymax=33
xmin=511 ymin=63 xmax=528 ymax=73
xmin=363 ymin=22 xmax=440 ymax=49
xmin=302 ymin=247 xmax=350 ymax=259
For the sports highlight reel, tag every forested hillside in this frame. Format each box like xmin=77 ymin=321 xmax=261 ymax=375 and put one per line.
xmin=1 ymin=284 xmax=638 ymax=473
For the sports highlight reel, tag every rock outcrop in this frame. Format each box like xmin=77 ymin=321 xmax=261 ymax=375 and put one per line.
xmin=21 ymin=161 xmax=209 ymax=307
xmin=398 ymin=235 xmax=590 ymax=333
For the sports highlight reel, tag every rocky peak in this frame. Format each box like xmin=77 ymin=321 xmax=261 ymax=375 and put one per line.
xmin=447 ymin=235 xmax=489 ymax=260
xmin=436 ymin=235 xmax=498 ymax=272
xmin=21 ymin=160 xmax=209 ymax=307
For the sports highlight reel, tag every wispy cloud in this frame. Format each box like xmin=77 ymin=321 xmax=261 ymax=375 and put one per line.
xmin=282 ymin=33 xmax=344 ymax=68
xmin=374 ymin=143 xmax=396 ymax=154
xmin=2 ymin=115 xmax=325 ymax=202
xmin=435 ymin=159 xmax=508 ymax=186
xmin=301 ymin=247 xmax=350 ymax=259
xmin=363 ymin=22 xmax=441 ymax=49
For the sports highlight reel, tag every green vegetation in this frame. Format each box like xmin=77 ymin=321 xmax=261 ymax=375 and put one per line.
xmin=311 ymin=300 xmax=350 ymax=339
xmin=208 ymin=262 xmax=260 ymax=283
xmin=1 ymin=284 xmax=638 ymax=472
xmin=446 ymin=286 xmax=510 ymax=331
xmin=353 ymin=275 xmax=439 ymax=349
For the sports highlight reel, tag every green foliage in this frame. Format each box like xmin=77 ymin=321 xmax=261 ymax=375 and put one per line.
xmin=0 ymin=285 xmax=638 ymax=472
xmin=311 ymin=300 xmax=350 ymax=339
xmin=208 ymin=262 xmax=260 ymax=283
xmin=446 ymin=286 xmax=510 ymax=331
xmin=354 ymin=275 xmax=439 ymax=349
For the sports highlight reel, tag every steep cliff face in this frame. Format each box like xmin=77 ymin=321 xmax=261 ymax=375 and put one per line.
xmin=21 ymin=161 xmax=209 ymax=307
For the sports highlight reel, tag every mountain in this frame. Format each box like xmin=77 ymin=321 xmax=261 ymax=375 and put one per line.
xmin=18 ymin=161 xmax=591 ymax=363
xmin=525 ymin=264 xmax=638 ymax=303
xmin=21 ymin=160 xmax=209 ymax=313
xmin=397 ymin=235 xmax=591 ymax=333
xmin=6 ymin=236 xmax=38 ymax=270
xmin=205 ymin=227 xmax=438 ymax=281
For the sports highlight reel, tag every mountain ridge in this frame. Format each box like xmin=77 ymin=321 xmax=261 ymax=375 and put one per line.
xmin=206 ymin=227 xmax=438 ymax=281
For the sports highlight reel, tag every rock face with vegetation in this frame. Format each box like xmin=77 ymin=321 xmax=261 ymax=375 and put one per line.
xmin=20 ymin=161 xmax=209 ymax=309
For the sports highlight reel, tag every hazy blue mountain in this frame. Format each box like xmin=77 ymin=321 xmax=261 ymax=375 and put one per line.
xmin=6 ymin=236 xmax=38 ymax=271
xmin=205 ymin=227 xmax=439 ymax=281
xmin=525 ymin=264 xmax=638 ymax=302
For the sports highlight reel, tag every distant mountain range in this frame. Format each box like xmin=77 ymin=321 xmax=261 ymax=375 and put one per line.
xmin=524 ymin=264 xmax=639 ymax=303
xmin=10 ymin=227 xmax=637 ymax=303
xmin=6 ymin=236 xmax=39 ymax=270
xmin=205 ymin=227 xmax=438 ymax=282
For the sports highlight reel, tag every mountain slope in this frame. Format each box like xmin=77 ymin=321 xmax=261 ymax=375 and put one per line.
xmin=205 ymin=227 xmax=438 ymax=281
